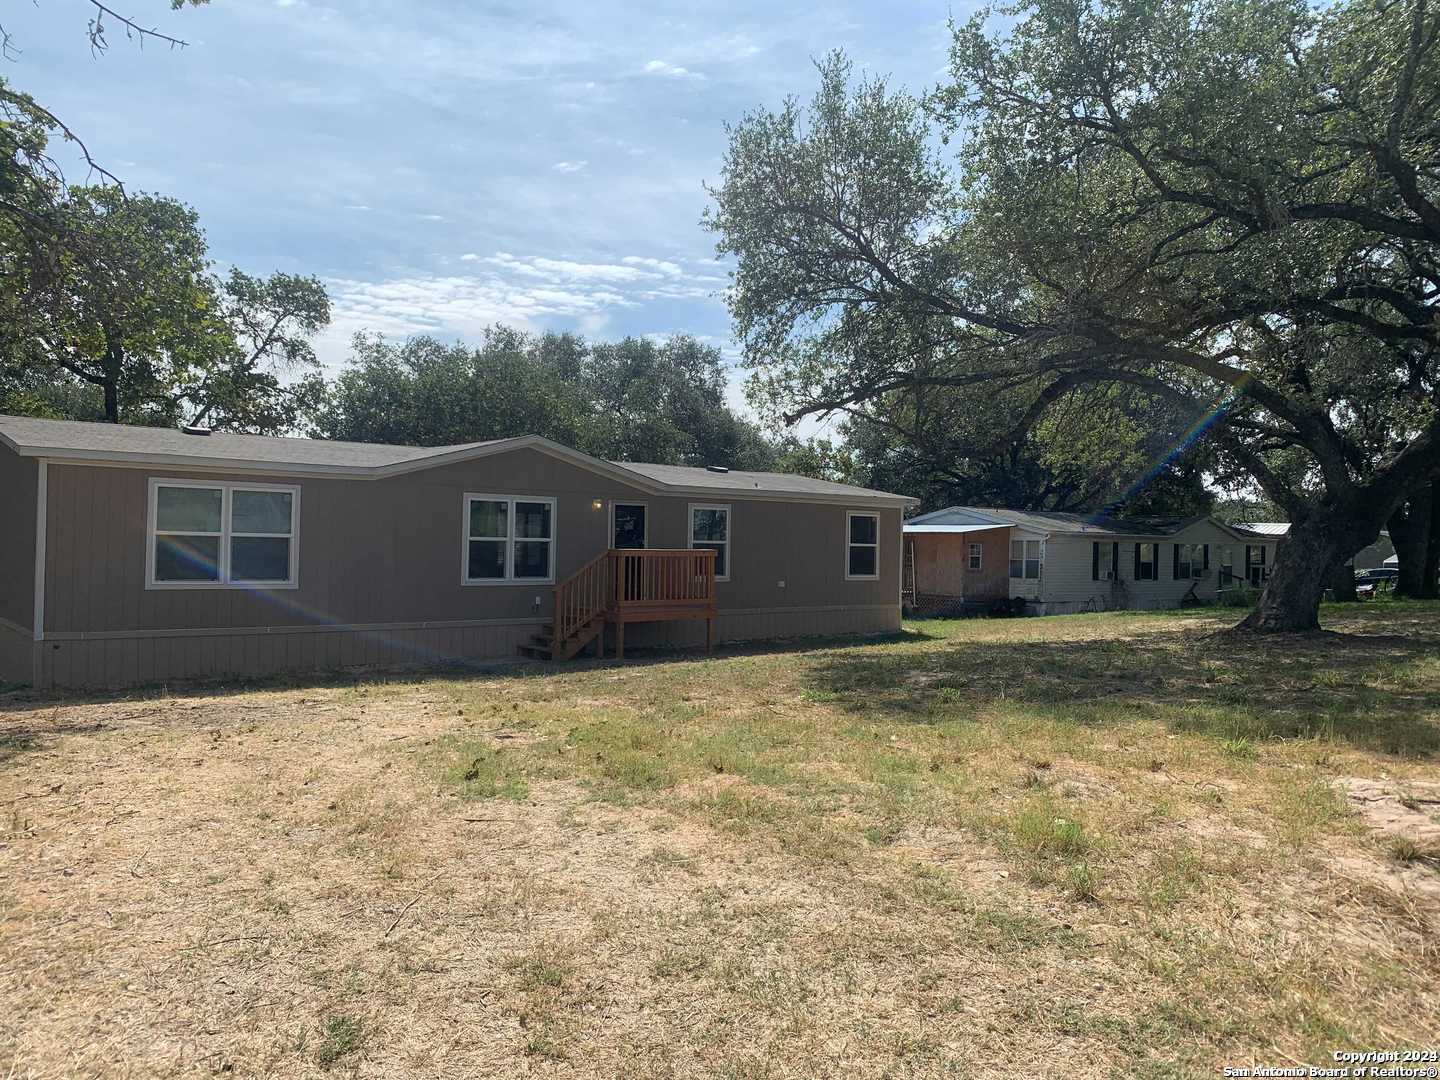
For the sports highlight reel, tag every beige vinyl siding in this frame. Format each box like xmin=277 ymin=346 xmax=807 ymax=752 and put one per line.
xmin=27 ymin=446 xmax=903 ymax=687
xmin=0 ymin=445 xmax=37 ymax=633
xmin=0 ymin=619 xmax=32 ymax=684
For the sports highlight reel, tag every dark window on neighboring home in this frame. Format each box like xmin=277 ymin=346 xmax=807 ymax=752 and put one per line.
xmin=1093 ymin=541 xmax=1120 ymax=581
xmin=968 ymin=542 xmax=983 ymax=571
xmin=1134 ymin=542 xmax=1158 ymax=581
xmin=1174 ymin=543 xmax=1207 ymax=580
xmin=1245 ymin=544 xmax=1268 ymax=586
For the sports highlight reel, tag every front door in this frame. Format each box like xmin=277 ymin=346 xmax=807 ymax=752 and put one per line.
xmin=613 ymin=503 xmax=647 ymax=603
xmin=613 ymin=503 xmax=647 ymax=549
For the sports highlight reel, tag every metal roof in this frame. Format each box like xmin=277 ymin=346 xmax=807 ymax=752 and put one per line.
xmin=906 ymin=505 xmax=1248 ymax=539
xmin=1232 ymin=521 xmax=1290 ymax=536
xmin=0 ymin=414 xmax=916 ymax=505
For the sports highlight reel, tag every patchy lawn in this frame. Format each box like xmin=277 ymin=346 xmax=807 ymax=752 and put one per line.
xmin=2 ymin=603 xmax=1438 ymax=1078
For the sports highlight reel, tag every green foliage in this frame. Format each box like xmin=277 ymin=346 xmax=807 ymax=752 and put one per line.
xmin=314 ymin=329 xmax=781 ymax=469
xmin=0 ymin=184 xmax=329 ymax=431
xmin=707 ymin=0 xmax=1440 ymax=628
xmin=315 ymin=1014 xmax=365 ymax=1069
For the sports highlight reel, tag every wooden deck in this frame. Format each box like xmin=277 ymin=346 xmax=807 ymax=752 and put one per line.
xmin=518 ymin=548 xmax=717 ymax=661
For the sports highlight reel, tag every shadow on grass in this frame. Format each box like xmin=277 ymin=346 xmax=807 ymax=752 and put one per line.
xmin=0 ymin=628 xmax=940 ymax=720
xmin=802 ymin=626 xmax=1440 ymax=759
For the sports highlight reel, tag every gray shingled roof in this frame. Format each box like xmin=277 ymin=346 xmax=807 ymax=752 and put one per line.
xmin=0 ymin=414 xmax=915 ymax=503
xmin=907 ymin=505 xmax=1220 ymax=537
xmin=614 ymin=461 xmax=912 ymax=502
xmin=0 ymin=414 xmax=492 ymax=469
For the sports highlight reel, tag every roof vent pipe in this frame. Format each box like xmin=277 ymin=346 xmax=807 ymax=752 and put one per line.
xmin=182 ymin=425 xmax=212 ymax=436
xmin=705 ymin=464 xmax=730 ymax=473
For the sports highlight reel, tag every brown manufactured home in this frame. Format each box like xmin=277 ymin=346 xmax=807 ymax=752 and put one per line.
xmin=0 ymin=416 xmax=915 ymax=689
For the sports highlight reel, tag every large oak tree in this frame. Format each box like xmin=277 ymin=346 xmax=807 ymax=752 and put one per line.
xmin=707 ymin=0 xmax=1440 ymax=631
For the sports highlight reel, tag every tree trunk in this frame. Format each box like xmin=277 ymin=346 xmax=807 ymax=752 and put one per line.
xmin=1329 ymin=561 xmax=1358 ymax=603
xmin=1236 ymin=515 xmax=1374 ymax=632
xmin=102 ymin=341 xmax=122 ymax=423
xmin=1422 ymin=485 xmax=1440 ymax=600
xmin=1388 ymin=479 xmax=1437 ymax=598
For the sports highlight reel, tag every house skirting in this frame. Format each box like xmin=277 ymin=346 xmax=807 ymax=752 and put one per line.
xmin=0 ymin=617 xmax=33 ymax=687
xmin=623 ymin=603 xmax=900 ymax=649
xmin=25 ymin=603 xmax=902 ymax=690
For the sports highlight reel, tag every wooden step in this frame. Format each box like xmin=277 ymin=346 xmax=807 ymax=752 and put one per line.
xmin=517 ymin=643 xmax=553 ymax=660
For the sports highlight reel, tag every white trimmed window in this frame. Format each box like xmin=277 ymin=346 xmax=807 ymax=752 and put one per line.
xmin=1009 ymin=539 xmax=1041 ymax=579
xmin=1135 ymin=542 xmax=1159 ymax=581
xmin=464 ymin=494 xmax=555 ymax=583
xmin=1219 ymin=545 xmax=1235 ymax=582
xmin=1174 ymin=543 xmax=1207 ymax=580
xmin=148 ymin=479 xmax=298 ymax=589
xmin=846 ymin=511 xmax=880 ymax=580
xmin=967 ymin=542 xmax=983 ymax=571
xmin=689 ymin=504 xmax=731 ymax=581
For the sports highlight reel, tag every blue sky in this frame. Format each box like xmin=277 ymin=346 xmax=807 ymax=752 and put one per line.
xmin=11 ymin=0 xmax=961 ymax=422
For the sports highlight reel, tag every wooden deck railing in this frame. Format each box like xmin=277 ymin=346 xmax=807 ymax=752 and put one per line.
xmin=551 ymin=548 xmax=717 ymax=655
xmin=553 ymin=548 xmax=613 ymax=652
xmin=611 ymin=548 xmax=716 ymax=611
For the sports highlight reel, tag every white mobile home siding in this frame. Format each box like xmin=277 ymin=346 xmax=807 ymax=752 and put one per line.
xmin=1027 ymin=522 xmax=1275 ymax=613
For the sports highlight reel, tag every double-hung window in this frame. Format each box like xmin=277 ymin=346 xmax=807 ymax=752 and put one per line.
xmin=464 ymin=494 xmax=555 ymax=583
xmin=1174 ymin=543 xmax=1208 ymax=579
xmin=1135 ymin=542 xmax=1158 ymax=581
xmin=1245 ymin=544 xmax=1268 ymax=586
xmin=967 ymin=542 xmax=983 ymax=571
xmin=1009 ymin=539 xmax=1041 ymax=579
xmin=148 ymin=480 xmax=299 ymax=589
xmin=1092 ymin=541 xmax=1119 ymax=581
xmin=689 ymin=504 xmax=731 ymax=581
xmin=846 ymin=511 xmax=880 ymax=580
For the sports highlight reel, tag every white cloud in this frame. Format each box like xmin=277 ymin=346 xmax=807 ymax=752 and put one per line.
xmin=642 ymin=59 xmax=705 ymax=80
xmin=343 ymin=204 xmax=372 ymax=212
xmin=552 ymin=160 xmax=588 ymax=173
xmin=316 ymin=249 xmax=726 ymax=370
xmin=621 ymin=255 xmax=683 ymax=275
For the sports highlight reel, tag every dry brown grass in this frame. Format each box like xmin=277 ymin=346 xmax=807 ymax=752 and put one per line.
xmin=1 ymin=602 xmax=1438 ymax=1078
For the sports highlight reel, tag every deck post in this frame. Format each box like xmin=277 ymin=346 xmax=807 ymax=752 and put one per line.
xmin=705 ymin=616 xmax=715 ymax=655
xmin=596 ymin=621 xmax=604 ymax=659
xmin=615 ymin=621 xmax=624 ymax=661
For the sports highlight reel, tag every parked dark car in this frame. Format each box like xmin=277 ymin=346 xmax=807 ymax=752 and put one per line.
xmin=1355 ymin=567 xmax=1399 ymax=596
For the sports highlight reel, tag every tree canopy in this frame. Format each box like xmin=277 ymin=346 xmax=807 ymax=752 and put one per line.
xmin=707 ymin=0 xmax=1440 ymax=630
xmin=1 ymin=183 xmax=330 ymax=430
xmin=314 ymin=329 xmax=781 ymax=470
